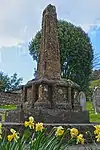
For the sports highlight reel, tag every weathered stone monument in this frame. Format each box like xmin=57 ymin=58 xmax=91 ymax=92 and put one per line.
xmin=93 ymin=87 xmax=100 ymax=113
xmin=0 ymin=4 xmax=89 ymax=123
xmin=22 ymin=4 xmax=89 ymax=123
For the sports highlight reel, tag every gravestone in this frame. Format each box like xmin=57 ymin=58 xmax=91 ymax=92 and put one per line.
xmin=93 ymin=87 xmax=100 ymax=113
xmin=78 ymin=91 xmax=86 ymax=111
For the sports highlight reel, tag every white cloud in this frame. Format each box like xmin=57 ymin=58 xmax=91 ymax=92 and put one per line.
xmin=0 ymin=0 xmax=100 ymax=47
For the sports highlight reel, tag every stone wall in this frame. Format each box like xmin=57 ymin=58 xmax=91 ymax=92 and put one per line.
xmin=0 ymin=92 xmax=22 ymax=105
xmin=6 ymin=110 xmax=24 ymax=123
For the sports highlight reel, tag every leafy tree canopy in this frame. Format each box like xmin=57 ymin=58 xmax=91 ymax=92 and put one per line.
xmin=0 ymin=72 xmax=23 ymax=92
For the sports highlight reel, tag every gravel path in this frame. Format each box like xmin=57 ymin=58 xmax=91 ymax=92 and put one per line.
xmin=65 ymin=144 xmax=100 ymax=150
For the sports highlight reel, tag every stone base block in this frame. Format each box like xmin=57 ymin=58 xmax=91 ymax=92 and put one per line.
xmin=34 ymin=100 xmax=51 ymax=109
xmin=32 ymin=109 xmax=90 ymax=123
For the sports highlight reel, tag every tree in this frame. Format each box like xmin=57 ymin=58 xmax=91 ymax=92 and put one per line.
xmin=29 ymin=20 xmax=93 ymax=92
xmin=0 ymin=72 xmax=23 ymax=92
xmin=0 ymin=72 xmax=10 ymax=92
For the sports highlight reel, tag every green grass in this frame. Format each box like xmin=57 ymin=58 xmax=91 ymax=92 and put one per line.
xmin=86 ymin=101 xmax=100 ymax=122
xmin=0 ymin=105 xmax=17 ymax=110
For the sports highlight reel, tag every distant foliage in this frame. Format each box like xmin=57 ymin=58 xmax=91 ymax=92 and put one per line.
xmin=88 ymin=79 xmax=100 ymax=99
xmin=90 ymin=69 xmax=100 ymax=80
xmin=0 ymin=72 xmax=23 ymax=92
xmin=29 ymin=20 xmax=93 ymax=92
xmin=89 ymin=79 xmax=100 ymax=89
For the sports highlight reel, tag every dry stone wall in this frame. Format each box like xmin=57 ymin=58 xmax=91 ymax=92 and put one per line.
xmin=0 ymin=92 xmax=22 ymax=105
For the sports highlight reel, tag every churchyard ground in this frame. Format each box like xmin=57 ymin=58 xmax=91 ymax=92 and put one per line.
xmin=86 ymin=101 xmax=100 ymax=122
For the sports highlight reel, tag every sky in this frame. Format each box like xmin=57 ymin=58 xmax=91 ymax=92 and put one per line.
xmin=0 ymin=0 xmax=100 ymax=84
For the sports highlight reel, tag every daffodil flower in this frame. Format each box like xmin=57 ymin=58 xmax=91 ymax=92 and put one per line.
xmin=94 ymin=125 xmax=100 ymax=135
xmin=96 ymin=133 xmax=100 ymax=142
xmin=24 ymin=116 xmax=34 ymax=129
xmin=70 ymin=128 xmax=78 ymax=138
xmin=76 ymin=134 xmax=85 ymax=144
xmin=36 ymin=122 xmax=44 ymax=132
xmin=55 ymin=126 xmax=64 ymax=137
xmin=7 ymin=128 xmax=19 ymax=142
xmin=0 ymin=123 xmax=2 ymax=139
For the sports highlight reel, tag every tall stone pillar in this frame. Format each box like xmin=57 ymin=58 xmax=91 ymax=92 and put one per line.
xmin=37 ymin=4 xmax=61 ymax=80
xmin=34 ymin=4 xmax=61 ymax=108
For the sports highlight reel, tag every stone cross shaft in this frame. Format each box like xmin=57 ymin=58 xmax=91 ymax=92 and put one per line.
xmin=37 ymin=4 xmax=61 ymax=80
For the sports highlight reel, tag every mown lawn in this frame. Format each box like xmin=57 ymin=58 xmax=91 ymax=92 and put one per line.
xmin=0 ymin=105 xmax=16 ymax=110
xmin=86 ymin=101 xmax=100 ymax=122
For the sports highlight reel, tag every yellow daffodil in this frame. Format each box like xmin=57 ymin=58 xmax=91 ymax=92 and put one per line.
xmin=76 ymin=134 xmax=85 ymax=144
xmin=0 ymin=123 xmax=2 ymax=133
xmin=70 ymin=128 xmax=78 ymax=138
xmin=55 ymin=126 xmax=64 ymax=137
xmin=0 ymin=123 xmax=2 ymax=139
xmin=29 ymin=116 xmax=34 ymax=122
xmin=96 ymin=133 xmax=100 ymax=142
xmin=94 ymin=125 xmax=100 ymax=135
xmin=24 ymin=116 xmax=34 ymax=129
xmin=8 ymin=135 xmax=13 ymax=142
xmin=7 ymin=128 xmax=19 ymax=142
xmin=0 ymin=123 xmax=2 ymax=128
xmin=24 ymin=121 xmax=30 ymax=127
xmin=36 ymin=122 xmax=44 ymax=132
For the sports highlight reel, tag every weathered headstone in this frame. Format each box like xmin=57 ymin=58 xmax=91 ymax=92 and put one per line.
xmin=93 ymin=87 xmax=100 ymax=113
xmin=78 ymin=91 xmax=86 ymax=111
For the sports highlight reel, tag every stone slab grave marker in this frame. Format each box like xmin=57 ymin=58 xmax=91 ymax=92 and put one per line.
xmin=78 ymin=91 xmax=86 ymax=111
xmin=93 ymin=87 xmax=100 ymax=113
xmin=22 ymin=4 xmax=89 ymax=123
